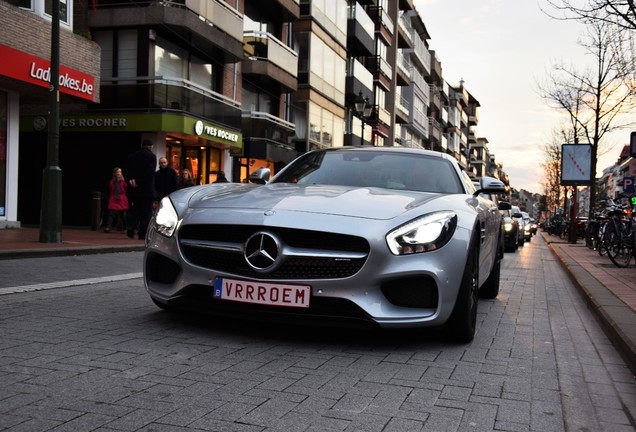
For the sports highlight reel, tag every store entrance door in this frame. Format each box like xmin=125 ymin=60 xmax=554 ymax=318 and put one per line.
xmin=184 ymin=147 xmax=202 ymax=185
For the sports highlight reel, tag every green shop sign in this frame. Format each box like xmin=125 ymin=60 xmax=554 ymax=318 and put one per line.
xmin=22 ymin=113 xmax=243 ymax=150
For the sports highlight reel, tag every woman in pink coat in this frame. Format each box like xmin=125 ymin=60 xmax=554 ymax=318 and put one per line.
xmin=104 ymin=167 xmax=129 ymax=233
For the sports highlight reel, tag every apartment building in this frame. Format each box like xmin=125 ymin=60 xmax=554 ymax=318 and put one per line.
xmin=393 ymin=2 xmax=431 ymax=150
xmin=2 ymin=0 xmax=509 ymax=228
xmin=238 ymin=0 xmax=300 ymax=179
xmin=0 ymin=0 xmax=100 ymax=228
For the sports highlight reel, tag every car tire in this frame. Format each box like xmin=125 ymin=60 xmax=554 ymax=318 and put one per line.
xmin=479 ymin=259 xmax=500 ymax=299
xmin=447 ymin=234 xmax=479 ymax=343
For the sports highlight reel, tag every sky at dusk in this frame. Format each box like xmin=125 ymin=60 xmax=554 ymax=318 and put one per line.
xmin=414 ymin=0 xmax=632 ymax=194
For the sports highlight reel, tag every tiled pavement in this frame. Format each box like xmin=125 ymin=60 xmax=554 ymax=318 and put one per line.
xmin=0 ymin=226 xmax=634 ymax=375
xmin=0 ymin=226 xmax=635 ymax=431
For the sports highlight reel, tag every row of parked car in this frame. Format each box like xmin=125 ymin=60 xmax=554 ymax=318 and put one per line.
xmin=474 ymin=185 xmax=538 ymax=253
xmin=500 ymin=204 xmax=537 ymax=252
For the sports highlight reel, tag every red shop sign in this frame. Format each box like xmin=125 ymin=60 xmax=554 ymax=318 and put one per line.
xmin=0 ymin=44 xmax=96 ymax=101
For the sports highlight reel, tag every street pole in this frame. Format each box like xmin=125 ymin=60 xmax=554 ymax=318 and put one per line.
xmin=568 ymin=186 xmax=578 ymax=244
xmin=360 ymin=119 xmax=364 ymax=146
xmin=39 ymin=0 xmax=62 ymax=243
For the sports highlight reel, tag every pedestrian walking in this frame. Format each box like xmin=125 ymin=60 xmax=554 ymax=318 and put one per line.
xmin=155 ymin=157 xmax=178 ymax=200
xmin=103 ymin=167 xmax=129 ymax=233
xmin=213 ymin=170 xmax=229 ymax=183
xmin=178 ymin=168 xmax=195 ymax=189
xmin=125 ymin=139 xmax=157 ymax=240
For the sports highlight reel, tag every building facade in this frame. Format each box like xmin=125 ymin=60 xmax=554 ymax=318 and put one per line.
xmin=0 ymin=0 xmax=100 ymax=228
xmin=2 ymin=0 xmax=510 ymax=229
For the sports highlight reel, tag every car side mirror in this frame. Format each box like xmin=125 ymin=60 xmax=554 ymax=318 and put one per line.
xmin=249 ymin=167 xmax=271 ymax=184
xmin=473 ymin=176 xmax=506 ymax=196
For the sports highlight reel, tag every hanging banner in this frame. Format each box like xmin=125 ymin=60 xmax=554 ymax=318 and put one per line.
xmin=0 ymin=44 xmax=96 ymax=101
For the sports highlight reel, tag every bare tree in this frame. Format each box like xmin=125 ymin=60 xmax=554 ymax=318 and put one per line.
xmin=538 ymin=18 xmax=636 ymax=219
xmin=541 ymin=136 xmax=564 ymax=217
xmin=543 ymin=0 xmax=636 ymax=30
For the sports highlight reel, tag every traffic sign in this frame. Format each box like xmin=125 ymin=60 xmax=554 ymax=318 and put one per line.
xmin=624 ymin=176 xmax=634 ymax=194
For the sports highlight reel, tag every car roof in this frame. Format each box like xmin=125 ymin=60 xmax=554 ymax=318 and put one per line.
xmin=316 ymin=145 xmax=456 ymax=160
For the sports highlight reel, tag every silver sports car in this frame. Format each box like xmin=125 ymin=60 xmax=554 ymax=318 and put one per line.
xmin=144 ymin=147 xmax=505 ymax=342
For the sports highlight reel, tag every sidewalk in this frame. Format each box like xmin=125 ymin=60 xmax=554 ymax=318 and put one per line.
xmin=0 ymin=226 xmax=144 ymax=259
xmin=540 ymin=231 xmax=636 ymax=376
xmin=0 ymin=226 xmax=634 ymax=374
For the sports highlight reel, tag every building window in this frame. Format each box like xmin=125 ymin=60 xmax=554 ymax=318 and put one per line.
xmin=155 ymin=36 xmax=214 ymax=91
xmin=21 ymin=0 xmax=72 ymax=27
xmin=308 ymin=102 xmax=344 ymax=149
xmin=44 ymin=0 xmax=68 ymax=24
xmin=308 ymin=33 xmax=346 ymax=104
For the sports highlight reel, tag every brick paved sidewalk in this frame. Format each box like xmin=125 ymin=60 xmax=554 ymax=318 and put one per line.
xmin=0 ymin=226 xmax=144 ymax=259
xmin=540 ymin=231 xmax=636 ymax=375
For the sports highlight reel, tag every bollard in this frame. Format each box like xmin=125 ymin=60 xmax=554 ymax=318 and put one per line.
xmin=91 ymin=191 xmax=102 ymax=231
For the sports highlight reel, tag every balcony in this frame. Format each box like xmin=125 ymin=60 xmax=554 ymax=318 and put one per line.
xmin=242 ymin=111 xmax=295 ymax=149
xmin=370 ymin=56 xmax=393 ymax=91
xmin=96 ymin=76 xmax=241 ymax=130
xmin=413 ymin=109 xmax=429 ymax=138
xmin=396 ymin=51 xmax=411 ymax=86
xmin=243 ymin=31 xmax=298 ymax=92
xmin=395 ymin=93 xmax=410 ymax=124
xmin=405 ymin=35 xmax=430 ymax=76
xmin=249 ymin=0 xmax=300 ymax=22
xmin=347 ymin=3 xmax=374 ymax=56
xmin=368 ymin=5 xmax=394 ymax=41
xmin=346 ymin=58 xmax=374 ymax=101
xmin=397 ymin=12 xmax=413 ymax=48
xmin=378 ymin=106 xmax=391 ymax=127
xmin=90 ymin=0 xmax=244 ymax=62
xmin=428 ymin=117 xmax=442 ymax=142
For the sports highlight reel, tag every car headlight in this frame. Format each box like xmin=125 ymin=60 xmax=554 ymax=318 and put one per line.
xmin=386 ymin=211 xmax=457 ymax=255
xmin=154 ymin=197 xmax=179 ymax=238
xmin=504 ymin=222 xmax=513 ymax=232
xmin=524 ymin=225 xmax=531 ymax=232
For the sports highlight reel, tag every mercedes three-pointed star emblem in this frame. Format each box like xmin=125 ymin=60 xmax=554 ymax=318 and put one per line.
xmin=244 ymin=232 xmax=282 ymax=272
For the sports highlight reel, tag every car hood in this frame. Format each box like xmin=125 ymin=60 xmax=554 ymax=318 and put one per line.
xmin=185 ymin=183 xmax=447 ymax=220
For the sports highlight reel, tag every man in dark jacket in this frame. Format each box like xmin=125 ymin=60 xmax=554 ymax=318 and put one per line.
xmin=125 ymin=139 xmax=157 ymax=240
xmin=155 ymin=157 xmax=178 ymax=199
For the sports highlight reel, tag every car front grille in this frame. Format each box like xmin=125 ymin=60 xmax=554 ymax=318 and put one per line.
xmin=178 ymin=224 xmax=370 ymax=280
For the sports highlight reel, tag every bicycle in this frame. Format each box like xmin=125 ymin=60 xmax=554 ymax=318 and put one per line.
xmin=605 ymin=195 xmax=634 ymax=268
xmin=596 ymin=200 xmax=621 ymax=257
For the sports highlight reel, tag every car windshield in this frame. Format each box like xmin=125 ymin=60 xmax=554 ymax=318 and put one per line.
xmin=272 ymin=150 xmax=464 ymax=194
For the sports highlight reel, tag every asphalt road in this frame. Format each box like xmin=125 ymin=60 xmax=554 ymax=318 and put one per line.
xmin=0 ymin=235 xmax=634 ymax=431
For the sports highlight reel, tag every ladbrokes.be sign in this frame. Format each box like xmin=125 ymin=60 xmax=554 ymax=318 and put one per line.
xmin=0 ymin=44 xmax=96 ymax=102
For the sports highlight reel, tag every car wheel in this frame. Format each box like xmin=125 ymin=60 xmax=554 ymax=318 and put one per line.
xmin=447 ymin=234 xmax=479 ymax=343
xmin=479 ymin=258 xmax=500 ymax=299
xmin=518 ymin=236 xmax=524 ymax=246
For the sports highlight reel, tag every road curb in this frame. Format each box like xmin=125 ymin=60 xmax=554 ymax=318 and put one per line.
xmin=0 ymin=244 xmax=145 ymax=260
xmin=546 ymin=241 xmax=636 ymax=376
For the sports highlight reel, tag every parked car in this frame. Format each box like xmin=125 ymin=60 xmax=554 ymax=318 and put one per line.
xmin=511 ymin=205 xmax=526 ymax=246
xmin=144 ymin=147 xmax=506 ymax=342
xmin=521 ymin=211 xmax=532 ymax=242
xmin=500 ymin=203 xmax=522 ymax=252
xmin=473 ymin=182 xmax=507 ymax=258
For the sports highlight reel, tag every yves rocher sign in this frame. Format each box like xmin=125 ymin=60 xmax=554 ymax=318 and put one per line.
xmin=0 ymin=44 xmax=96 ymax=101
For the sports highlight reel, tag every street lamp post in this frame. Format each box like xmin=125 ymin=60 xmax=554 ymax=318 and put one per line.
xmin=354 ymin=92 xmax=372 ymax=146
xmin=40 ymin=0 xmax=62 ymax=243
